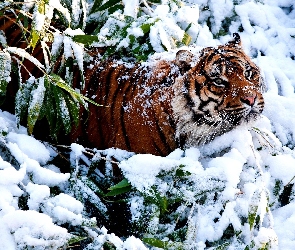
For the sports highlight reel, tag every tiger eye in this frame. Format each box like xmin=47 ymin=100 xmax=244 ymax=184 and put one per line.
xmin=213 ymin=78 xmax=225 ymax=87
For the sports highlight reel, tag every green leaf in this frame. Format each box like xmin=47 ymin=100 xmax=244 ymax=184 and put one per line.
xmin=27 ymin=77 xmax=46 ymax=134
xmin=143 ymin=238 xmax=184 ymax=249
xmin=72 ymin=35 xmax=99 ymax=46
xmin=52 ymin=85 xmax=72 ymax=134
xmin=38 ymin=76 xmax=50 ymax=120
xmin=80 ymin=176 xmax=105 ymax=196
xmin=6 ymin=47 xmax=44 ymax=70
xmin=182 ymin=32 xmax=192 ymax=45
xmin=215 ymin=242 xmax=231 ymax=250
xmin=105 ymin=179 xmax=132 ymax=196
xmin=108 ymin=178 xmax=131 ymax=190
xmin=68 ymin=235 xmax=88 ymax=246
xmin=140 ymin=18 xmax=160 ymax=34
xmin=140 ymin=23 xmax=152 ymax=34
xmin=0 ymin=30 xmax=7 ymax=48
xmin=105 ymin=186 xmax=132 ymax=196
xmin=97 ymin=0 xmax=121 ymax=11
xmin=50 ymin=74 xmax=102 ymax=107
xmin=64 ymin=93 xmax=80 ymax=127
xmin=15 ymin=78 xmax=36 ymax=126
xmin=142 ymin=238 xmax=168 ymax=248
xmin=37 ymin=0 xmax=48 ymax=14
xmin=175 ymin=165 xmax=191 ymax=177
xmin=248 ymin=204 xmax=258 ymax=231
xmin=89 ymin=0 xmax=104 ymax=13
xmin=184 ymin=23 xmax=192 ymax=33
xmin=155 ymin=190 xmax=168 ymax=215
xmin=30 ymin=29 xmax=40 ymax=50
xmin=0 ymin=51 xmax=11 ymax=102
xmin=39 ymin=82 xmax=59 ymax=138
xmin=108 ymin=4 xmax=124 ymax=14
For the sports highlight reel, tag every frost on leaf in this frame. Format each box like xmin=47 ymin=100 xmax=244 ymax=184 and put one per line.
xmin=27 ymin=77 xmax=46 ymax=134
xmin=0 ymin=51 xmax=11 ymax=102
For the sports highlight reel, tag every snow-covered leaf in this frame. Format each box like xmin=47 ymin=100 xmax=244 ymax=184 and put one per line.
xmin=27 ymin=77 xmax=46 ymax=134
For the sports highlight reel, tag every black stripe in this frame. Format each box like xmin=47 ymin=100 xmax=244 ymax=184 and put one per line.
xmin=119 ymin=67 xmax=144 ymax=151
xmin=108 ymin=64 xmax=126 ymax=109
xmin=183 ymin=77 xmax=199 ymax=108
xmin=152 ymin=141 xmax=165 ymax=156
xmin=103 ymin=60 xmax=117 ymax=101
xmin=153 ymin=113 xmax=174 ymax=154
xmin=205 ymin=49 xmax=219 ymax=63
xmin=120 ymin=105 xmax=131 ymax=150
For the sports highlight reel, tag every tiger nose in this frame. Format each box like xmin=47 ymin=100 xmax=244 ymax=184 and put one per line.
xmin=241 ymin=94 xmax=256 ymax=106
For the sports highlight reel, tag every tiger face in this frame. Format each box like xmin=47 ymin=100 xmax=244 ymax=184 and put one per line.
xmin=172 ymin=33 xmax=264 ymax=147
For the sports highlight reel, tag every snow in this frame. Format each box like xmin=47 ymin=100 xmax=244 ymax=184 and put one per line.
xmin=7 ymin=132 xmax=50 ymax=164
xmin=273 ymin=203 xmax=295 ymax=248
xmin=2 ymin=210 xmax=68 ymax=249
xmin=122 ymin=0 xmax=139 ymax=18
xmin=2 ymin=0 xmax=295 ymax=249
xmin=5 ymin=47 xmax=45 ymax=70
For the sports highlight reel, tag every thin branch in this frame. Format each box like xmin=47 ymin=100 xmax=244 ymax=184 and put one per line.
xmin=50 ymin=143 xmax=120 ymax=165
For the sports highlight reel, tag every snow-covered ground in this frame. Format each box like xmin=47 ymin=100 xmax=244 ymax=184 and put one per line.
xmin=1 ymin=0 xmax=295 ymax=249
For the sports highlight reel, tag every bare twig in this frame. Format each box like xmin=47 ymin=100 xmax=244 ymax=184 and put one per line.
xmin=50 ymin=143 xmax=120 ymax=165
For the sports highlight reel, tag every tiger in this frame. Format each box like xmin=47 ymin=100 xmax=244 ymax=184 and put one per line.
xmin=0 ymin=14 xmax=264 ymax=156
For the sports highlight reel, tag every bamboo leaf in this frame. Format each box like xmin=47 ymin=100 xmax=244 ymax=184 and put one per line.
xmin=140 ymin=23 xmax=152 ymax=34
xmin=0 ymin=51 xmax=11 ymax=101
xmin=64 ymin=93 xmax=80 ymax=127
xmin=248 ymin=189 xmax=261 ymax=230
xmin=154 ymin=190 xmax=168 ymax=215
xmin=6 ymin=47 xmax=45 ymax=70
xmin=50 ymin=74 xmax=83 ymax=102
xmin=108 ymin=4 xmax=124 ymax=14
xmin=51 ymin=33 xmax=64 ymax=63
xmin=143 ymin=238 xmax=183 ymax=249
xmin=40 ymin=77 xmax=60 ymax=137
xmin=105 ymin=186 xmax=132 ymax=196
xmin=182 ymin=32 xmax=192 ymax=45
xmin=248 ymin=206 xmax=258 ymax=231
xmin=50 ymin=73 xmax=102 ymax=107
xmin=175 ymin=165 xmax=191 ymax=177
xmin=108 ymin=178 xmax=131 ymax=191
xmin=80 ymin=176 xmax=105 ymax=196
xmin=52 ymin=85 xmax=72 ymax=134
xmin=0 ymin=30 xmax=8 ymax=48
xmin=142 ymin=238 xmax=168 ymax=248
xmin=67 ymin=235 xmax=88 ymax=246
xmin=37 ymin=0 xmax=48 ymax=14
xmin=97 ymin=0 xmax=121 ymax=11
xmin=72 ymin=35 xmax=99 ymax=46
xmin=27 ymin=77 xmax=46 ymax=134
xmin=89 ymin=0 xmax=104 ymax=13
xmin=30 ymin=29 xmax=40 ymax=50
xmin=15 ymin=77 xmax=36 ymax=127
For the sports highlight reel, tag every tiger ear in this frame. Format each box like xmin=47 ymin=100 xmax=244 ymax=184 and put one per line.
xmin=227 ymin=33 xmax=242 ymax=48
xmin=175 ymin=50 xmax=194 ymax=74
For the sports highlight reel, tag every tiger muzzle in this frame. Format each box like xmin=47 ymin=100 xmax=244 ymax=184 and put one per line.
xmin=241 ymin=93 xmax=257 ymax=107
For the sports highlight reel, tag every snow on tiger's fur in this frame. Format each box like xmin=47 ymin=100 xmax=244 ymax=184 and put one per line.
xmin=71 ymin=33 xmax=264 ymax=155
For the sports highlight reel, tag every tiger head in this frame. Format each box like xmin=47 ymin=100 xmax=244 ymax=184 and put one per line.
xmin=172 ymin=33 xmax=265 ymax=147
